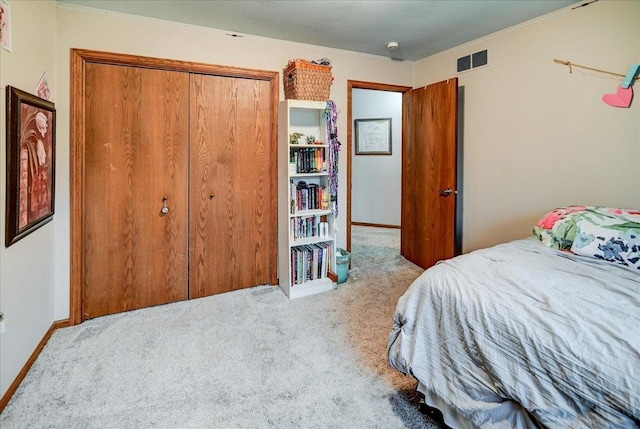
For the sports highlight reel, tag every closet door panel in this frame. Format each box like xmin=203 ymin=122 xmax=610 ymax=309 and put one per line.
xmin=83 ymin=63 xmax=189 ymax=318
xmin=190 ymin=74 xmax=273 ymax=298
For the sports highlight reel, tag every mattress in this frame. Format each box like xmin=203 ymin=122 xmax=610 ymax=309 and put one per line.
xmin=388 ymin=238 xmax=640 ymax=428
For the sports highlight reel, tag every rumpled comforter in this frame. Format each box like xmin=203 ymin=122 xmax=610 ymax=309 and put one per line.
xmin=388 ymin=238 xmax=639 ymax=428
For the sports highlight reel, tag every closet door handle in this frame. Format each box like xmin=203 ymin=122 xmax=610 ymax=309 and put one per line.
xmin=438 ymin=188 xmax=454 ymax=197
xmin=160 ymin=196 xmax=169 ymax=214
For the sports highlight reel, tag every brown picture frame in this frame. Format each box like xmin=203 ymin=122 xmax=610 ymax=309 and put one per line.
xmin=5 ymin=86 xmax=56 ymax=246
xmin=354 ymin=118 xmax=392 ymax=155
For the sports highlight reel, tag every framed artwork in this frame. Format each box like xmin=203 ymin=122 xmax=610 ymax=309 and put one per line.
xmin=0 ymin=0 xmax=11 ymax=52
xmin=355 ymin=118 xmax=392 ymax=155
xmin=5 ymin=86 xmax=56 ymax=246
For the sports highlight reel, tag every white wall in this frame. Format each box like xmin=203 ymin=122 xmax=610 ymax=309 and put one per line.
xmin=0 ymin=0 xmax=57 ymax=401
xmin=415 ymin=0 xmax=640 ymax=252
xmin=352 ymin=89 xmax=402 ymax=225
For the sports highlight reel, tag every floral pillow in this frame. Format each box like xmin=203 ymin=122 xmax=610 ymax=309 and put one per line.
xmin=533 ymin=206 xmax=589 ymax=250
xmin=570 ymin=208 xmax=640 ymax=271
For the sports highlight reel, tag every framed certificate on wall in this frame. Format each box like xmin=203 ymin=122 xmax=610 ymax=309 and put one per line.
xmin=355 ymin=118 xmax=392 ymax=155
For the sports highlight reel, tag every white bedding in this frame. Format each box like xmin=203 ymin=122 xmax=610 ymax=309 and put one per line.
xmin=388 ymin=238 xmax=639 ymax=429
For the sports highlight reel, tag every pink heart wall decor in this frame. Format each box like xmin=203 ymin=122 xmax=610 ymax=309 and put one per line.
xmin=602 ymin=85 xmax=633 ymax=108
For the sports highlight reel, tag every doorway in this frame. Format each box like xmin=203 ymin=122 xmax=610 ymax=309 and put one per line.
xmin=347 ymin=79 xmax=461 ymax=270
xmin=346 ymin=81 xmax=411 ymax=259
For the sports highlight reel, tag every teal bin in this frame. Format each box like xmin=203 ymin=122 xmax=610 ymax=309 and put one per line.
xmin=336 ymin=248 xmax=351 ymax=284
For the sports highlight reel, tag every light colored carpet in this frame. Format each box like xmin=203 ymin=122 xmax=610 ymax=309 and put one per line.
xmin=350 ymin=225 xmax=402 ymax=270
xmin=0 ymin=228 xmax=441 ymax=429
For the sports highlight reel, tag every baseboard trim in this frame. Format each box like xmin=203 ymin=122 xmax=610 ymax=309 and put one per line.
xmin=352 ymin=222 xmax=401 ymax=229
xmin=0 ymin=318 xmax=70 ymax=412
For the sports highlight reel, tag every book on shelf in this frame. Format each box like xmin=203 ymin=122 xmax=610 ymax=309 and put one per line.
xmin=290 ymin=147 xmax=326 ymax=174
xmin=289 ymin=215 xmax=331 ymax=241
xmin=290 ymin=242 xmax=332 ymax=286
xmin=289 ymin=179 xmax=328 ymax=213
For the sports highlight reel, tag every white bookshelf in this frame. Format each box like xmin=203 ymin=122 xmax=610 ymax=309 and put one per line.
xmin=278 ymin=100 xmax=337 ymax=299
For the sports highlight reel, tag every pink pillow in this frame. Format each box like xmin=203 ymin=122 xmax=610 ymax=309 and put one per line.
xmin=533 ymin=206 xmax=588 ymax=250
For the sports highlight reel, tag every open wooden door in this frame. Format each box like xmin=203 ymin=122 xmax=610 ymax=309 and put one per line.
xmin=401 ymin=78 xmax=458 ymax=269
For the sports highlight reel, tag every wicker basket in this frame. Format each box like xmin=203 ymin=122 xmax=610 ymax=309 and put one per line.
xmin=283 ymin=60 xmax=332 ymax=101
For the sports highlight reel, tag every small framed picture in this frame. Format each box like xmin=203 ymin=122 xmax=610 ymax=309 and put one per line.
xmin=355 ymin=118 xmax=392 ymax=155
xmin=5 ymin=86 xmax=56 ymax=246
xmin=0 ymin=0 xmax=12 ymax=52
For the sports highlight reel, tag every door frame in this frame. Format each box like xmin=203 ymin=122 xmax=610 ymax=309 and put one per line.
xmin=70 ymin=49 xmax=279 ymax=325
xmin=346 ymin=80 xmax=412 ymax=253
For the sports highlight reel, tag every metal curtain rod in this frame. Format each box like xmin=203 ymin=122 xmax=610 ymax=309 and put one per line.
xmin=553 ymin=59 xmax=639 ymax=82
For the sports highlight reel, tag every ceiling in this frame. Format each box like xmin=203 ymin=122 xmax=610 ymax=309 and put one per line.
xmin=56 ymin=0 xmax=580 ymax=61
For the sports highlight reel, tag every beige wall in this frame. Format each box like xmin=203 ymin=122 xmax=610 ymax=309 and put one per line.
xmin=53 ymin=4 xmax=414 ymax=320
xmin=415 ymin=0 xmax=640 ymax=252
xmin=2 ymin=0 xmax=638 ymax=401
xmin=0 ymin=0 xmax=57 ymax=401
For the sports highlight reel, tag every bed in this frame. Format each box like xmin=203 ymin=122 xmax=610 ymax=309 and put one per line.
xmin=388 ymin=207 xmax=640 ymax=429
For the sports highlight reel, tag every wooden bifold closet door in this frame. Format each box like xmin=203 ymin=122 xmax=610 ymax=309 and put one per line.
xmin=81 ymin=59 xmax=276 ymax=320
xmin=189 ymin=74 xmax=273 ymax=298
xmin=83 ymin=63 xmax=190 ymax=319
